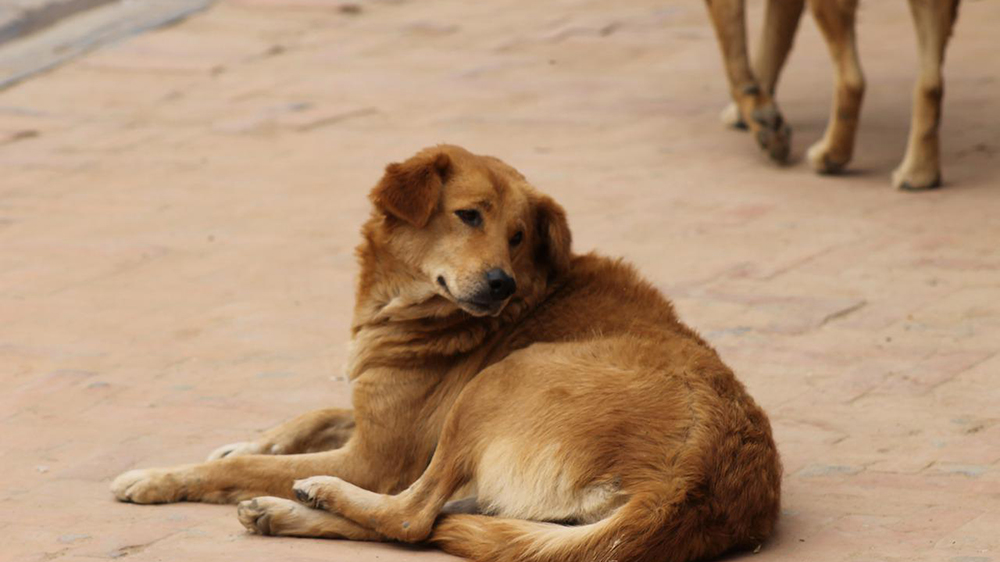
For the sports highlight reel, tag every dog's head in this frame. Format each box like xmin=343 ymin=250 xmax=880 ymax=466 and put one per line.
xmin=368 ymin=145 xmax=571 ymax=318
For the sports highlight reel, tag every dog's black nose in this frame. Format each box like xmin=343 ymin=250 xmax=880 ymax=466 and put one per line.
xmin=485 ymin=269 xmax=516 ymax=301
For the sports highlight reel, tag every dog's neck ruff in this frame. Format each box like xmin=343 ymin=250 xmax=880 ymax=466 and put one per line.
xmin=344 ymin=239 xmax=538 ymax=382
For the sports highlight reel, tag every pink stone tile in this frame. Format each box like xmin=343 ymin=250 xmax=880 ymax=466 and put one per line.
xmin=2 ymin=1 xmax=1000 ymax=561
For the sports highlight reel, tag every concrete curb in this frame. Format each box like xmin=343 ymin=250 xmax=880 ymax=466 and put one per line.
xmin=0 ymin=0 xmax=118 ymax=45
xmin=0 ymin=0 xmax=214 ymax=91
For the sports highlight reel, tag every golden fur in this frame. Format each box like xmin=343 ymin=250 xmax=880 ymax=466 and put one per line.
xmin=705 ymin=0 xmax=961 ymax=190
xmin=111 ymin=145 xmax=782 ymax=562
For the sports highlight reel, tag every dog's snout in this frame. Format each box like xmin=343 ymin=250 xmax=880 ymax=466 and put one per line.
xmin=485 ymin=269 xmax=516 ymax=301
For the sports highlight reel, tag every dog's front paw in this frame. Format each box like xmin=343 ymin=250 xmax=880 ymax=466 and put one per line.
xmin=206 ymin=441 xmax=265 ymax=461
xmin=111 ymin=468 xmax=183 ymax=504
xmin=807 ymin=139 xmax=851 ymax=174
xmin=292 ymin=476 xmax=342 ymax=510
xmin=719 ymin=102 xmax=747 ymax=130
xmin=892 ymin=163 xmax=941 ymax=191
xmin=750 ymin=105 xmax=791 ymax=163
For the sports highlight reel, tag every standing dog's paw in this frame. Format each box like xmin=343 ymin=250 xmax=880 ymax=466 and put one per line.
xmin=750 ymin=105 xmax=791 ymax=163
xmin=720 ymin=102 xmax=748 ymax=130
xmin=806 ymin=140 xmax=851 ymax=174
xmin=292 ymin=476 xmax=342 ymax=510
xmin=111 ymin=468 xmax=183 ymax=504
xmin=892 ymin=164 xmax=942 ymax=192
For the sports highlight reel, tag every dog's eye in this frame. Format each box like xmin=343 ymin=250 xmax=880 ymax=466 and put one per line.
xmin=454 ymin=209 xmax=482 ymax=227
xmin=509 ymin=230 xmax=523 ymax=247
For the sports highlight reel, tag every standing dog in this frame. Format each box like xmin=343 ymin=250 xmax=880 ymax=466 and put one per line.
xmin=705 ymin=0 xmax=961 ymax=190
xmin=112 ymin=145 xmax=782 ymax=562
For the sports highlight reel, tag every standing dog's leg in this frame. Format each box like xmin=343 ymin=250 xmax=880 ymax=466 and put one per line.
xmin=721 ymin=0 xmax=806 ymax=129
xmin=207 ymin=408 xmax=355 ymax=461
xmin=806 ymin=0 xmax=865 ymax=174
xmin=705 ymin=0 xmax=791 ymax=162
xmin=893 ymin=0 xmax=961 ymax=190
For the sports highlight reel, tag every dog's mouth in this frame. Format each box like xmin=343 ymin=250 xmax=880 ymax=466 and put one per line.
xmin=438 ymin=276 xmax=507 ymax=317
xmin=458 ymin=298 xmax=504 ymax=317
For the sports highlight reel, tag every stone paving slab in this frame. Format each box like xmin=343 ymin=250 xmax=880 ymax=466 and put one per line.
xmin=1 ymin=0 xmax=998 ymax=561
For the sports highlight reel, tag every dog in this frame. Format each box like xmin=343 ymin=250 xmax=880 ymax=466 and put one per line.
xmin=704 ymin=0 xmax=961 ymax=190
xmin=111 ymin=145 xmax=782 ymax=562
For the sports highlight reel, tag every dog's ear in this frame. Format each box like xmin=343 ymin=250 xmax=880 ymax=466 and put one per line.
xmin=370 ymin=151 xmax=451 ymax=228
xmin=534 ymin=195 xmax=572 ymax=276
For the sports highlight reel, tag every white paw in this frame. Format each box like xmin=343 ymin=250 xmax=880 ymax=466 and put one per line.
xmin=719 ymin=102 xmax=746 ymax=130
xmin=892 ymin=164 xmax=941 ymax=191
xmin=292 ymin=475 xmax=340 ymax=509
xmin=238 ymin=496 xmax=305 ymax=535
xmin=206 ymin=441 xmax=265 ymax=461
xmin=807 ymin=140 xmax=849 ymax=174
xmin=111 ymin=468 xmax=179 ymax=504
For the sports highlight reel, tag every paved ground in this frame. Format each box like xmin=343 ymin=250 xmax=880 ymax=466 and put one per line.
xmin=2 ymin=1 xmax=999 ymax=561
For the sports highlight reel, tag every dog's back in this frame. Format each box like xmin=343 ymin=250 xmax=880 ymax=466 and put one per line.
xmin=429 ymin=254 xmax=782 ymax=562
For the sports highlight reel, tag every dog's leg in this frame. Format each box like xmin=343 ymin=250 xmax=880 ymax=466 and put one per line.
xmin=237 ymin=496 xmax=384 ymax=539
xmin=113 ymin=448 xmax=359 ymax=504
xmin=290 ymin=420 xmax=472 ymax=542
xmin=112 ymin=429 xmax=423 ymax=505
xmin=113 ymin=370 xmax=451 ymax=506
xmin=755 ymin=0 xmax=806 ymax=95
xmin=806 ymin=0 xmax=865 ymax=174
xmin=893 ymin=0 xmax=961 ymax=190
xmin=207 ymin=408 xmax=355 ymax=461
xmin=705 ymin=0 xmax=791 ymax=161
xmin=721 ymin=0 xmax=806 ymax=129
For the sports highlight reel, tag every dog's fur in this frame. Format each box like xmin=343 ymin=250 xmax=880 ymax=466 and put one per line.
xmin=111 ymin=145 xmax=782 ymax=562
xmin=705 ymin=0 xmax=961 ymax=190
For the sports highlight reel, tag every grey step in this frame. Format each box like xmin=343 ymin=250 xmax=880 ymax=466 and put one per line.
xmin=0 ymin=0 xmax=118 ymax=45
xmin=0 ymin=0 xmax=213 ymax=91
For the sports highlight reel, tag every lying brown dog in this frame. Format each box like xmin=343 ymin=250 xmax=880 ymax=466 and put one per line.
xmin=705 ymin=0 xmax=960 ymax=190
xmin=111 ymin=145 xmax=782 ymax=562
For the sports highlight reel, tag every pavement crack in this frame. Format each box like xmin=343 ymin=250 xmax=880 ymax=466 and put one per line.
xmin=296 ymin=107 xmax=379 ymax=131
xmin=818 ymin=300 xmax=867 ymax=328
xmin=108 ymin=531 xmax=179 ymax=559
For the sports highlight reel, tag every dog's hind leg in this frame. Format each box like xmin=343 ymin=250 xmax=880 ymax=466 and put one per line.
xmin=237 ymin=496 xmax=384 ymax=540
xmin=705 ymin=0 xmax=792 ymax=161
xmin=893 ymin=0 xmax=961 ymax=191
xmin=806 ymin=0 xmax=865 ymax=174
xmin=721 ymin=0 xmax=806 ymax=130
xmin=207 ymin=408 xmax=355 ymax=461
xmin=289 ymin=416 xmax=473 ymax=543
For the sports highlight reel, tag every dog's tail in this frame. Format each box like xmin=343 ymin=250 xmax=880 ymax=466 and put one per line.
xmin=430 ymin=486 xmax=712 ymax=562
